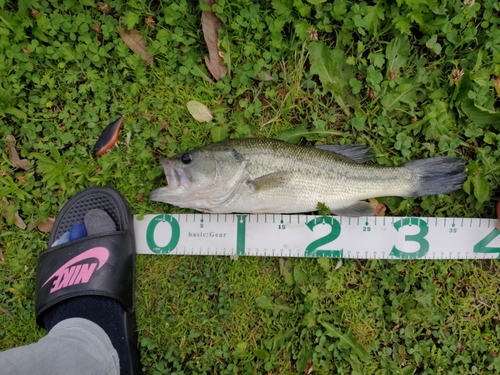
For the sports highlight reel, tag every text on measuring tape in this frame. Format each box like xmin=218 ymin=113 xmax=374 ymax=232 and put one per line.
xmin=137 ymin=214 xmax=500 ymax=259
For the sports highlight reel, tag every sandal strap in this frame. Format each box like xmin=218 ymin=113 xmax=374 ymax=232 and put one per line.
xmin=35 ymin=231 xmax=136 ymax=326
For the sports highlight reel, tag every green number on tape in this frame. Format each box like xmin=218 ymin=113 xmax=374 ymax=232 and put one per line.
xmin=146 ymin=214 xmax=180 ymax=254
xmin=473 ymin=228 xmax=500 ymax=256
xmin=236 ymin=214 xmax=247 ymax=255
xmin=304 ymin=217 xmax=343 ymax=258
xmin=390 ymin=218 xmax=429 ymax=259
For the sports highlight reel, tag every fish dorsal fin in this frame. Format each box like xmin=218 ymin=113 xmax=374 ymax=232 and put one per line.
xmin=316 ymin=144 xmax=375 ymax=163
xmin=331 ymin=201 xmax=376 ymax=216
xmin=247 ymin=171 xmax=293 ymax=193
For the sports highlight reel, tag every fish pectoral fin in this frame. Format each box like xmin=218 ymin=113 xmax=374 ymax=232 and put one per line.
xmin=331 ymin=201 xmax=376 ymax=216
xmin=316 ymin=144 xmax=375 ymax=163
xmin=247 ymin=171 xmax=294 ymax=193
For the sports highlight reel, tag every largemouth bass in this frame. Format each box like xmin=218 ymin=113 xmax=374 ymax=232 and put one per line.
xmin=149 ymin=138 xmax=467 ymax=216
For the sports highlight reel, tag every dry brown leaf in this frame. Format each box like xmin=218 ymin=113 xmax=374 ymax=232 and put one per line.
xmin=119 ymin=28 xmax=154 ymax=66
xmin=277 ymin=88 xmax=287 ymax=99
xmin=1 ymin=200 xmax=26 ymax=229
xmin=6 ymin=135 xmax=30 ymax=170
xmin=305 ymin=359 xmax=313 ymax=374
xmin=201 ymin=0 xmax=227 ymax=80
xmin=368 ymin=198 xmax=386 ymax=216
xmin=0 ymin=305 xmax=13 ymax=321
xmin=13 ymin=211 xmax=26 ymax=229
xmin=256 ymin=71 xmax=274 ymax=82
xmin=186 ymin=100 xmax=213 ymax=122
xmin=37 ymin=217 xmax=55 ymax=233
xmin=1 ymin=201 xmax=26 ymax=229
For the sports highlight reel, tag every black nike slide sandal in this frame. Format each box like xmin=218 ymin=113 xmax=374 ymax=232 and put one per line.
xmin=34 ymin=186 xmax=142 ymax=375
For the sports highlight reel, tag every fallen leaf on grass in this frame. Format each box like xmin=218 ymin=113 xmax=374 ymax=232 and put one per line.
xmin=255 ymin=71 xmax=274 ymax=82
xmin=187 ymin=100 xmax=213 ymax=122
xmin=119 ymin=28 xmax=153 ymax=65
xmin=201 ymin=0 xmax=227 ymax=80
xmin=369 ymin=198 xmax=386 ymax=216
xmin=6 ymin=135 xmax=30 ymax=170
xmin=305 ymin=359 xmax=313 ymax=375
xmin=1 ymin=201 xmax=26 ymax=229
xmin=37 ymin=217 xmax=55 ymax=233
xmin=13 ymin=212 xmax=26 ymax=230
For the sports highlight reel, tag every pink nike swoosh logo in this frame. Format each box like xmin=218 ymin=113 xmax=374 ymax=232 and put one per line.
xmin=42 ymin=247 xmax=110 ymax=288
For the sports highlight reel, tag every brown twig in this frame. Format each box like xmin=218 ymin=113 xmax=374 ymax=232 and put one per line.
xmin=0 ymin=305 xmax=14 ymax=321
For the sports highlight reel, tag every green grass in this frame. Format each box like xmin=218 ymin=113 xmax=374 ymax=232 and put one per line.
xmin=1 ymin=0 xmax=500 ymax=373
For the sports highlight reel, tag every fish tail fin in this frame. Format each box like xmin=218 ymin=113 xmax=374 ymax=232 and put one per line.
xmin=404 ymin=157 xmax=467 ymax=197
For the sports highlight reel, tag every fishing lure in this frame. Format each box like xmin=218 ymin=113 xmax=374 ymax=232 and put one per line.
xmin=93 ymin=116 xmax=124 ymax=156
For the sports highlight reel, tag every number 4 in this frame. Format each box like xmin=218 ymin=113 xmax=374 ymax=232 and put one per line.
xmin=473 ymin=228 xmax=500 ymax=257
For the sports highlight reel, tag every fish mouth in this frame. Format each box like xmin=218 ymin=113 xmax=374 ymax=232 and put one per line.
xmin=150 ymin=156 xmax=250 ymax=211
xmin=162 ymin=159 xmax=192 ymax=190
xmin=149 ymin=159 xmax=193 ymax=202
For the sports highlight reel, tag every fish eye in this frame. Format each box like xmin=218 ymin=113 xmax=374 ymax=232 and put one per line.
xmin=181 ymin=153 xmax=193 ymax=164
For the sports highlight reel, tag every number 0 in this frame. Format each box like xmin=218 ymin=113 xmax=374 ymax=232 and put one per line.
xmin=146 ymin=215 xmax=180 ymax=254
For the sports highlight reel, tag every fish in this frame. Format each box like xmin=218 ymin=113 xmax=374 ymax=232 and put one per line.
xmin=149 ymin=138 xmax=467 ymax=216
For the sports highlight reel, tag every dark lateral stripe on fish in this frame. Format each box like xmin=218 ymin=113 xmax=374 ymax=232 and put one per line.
xmin=93 ymin=116 xmax=124 ymax=156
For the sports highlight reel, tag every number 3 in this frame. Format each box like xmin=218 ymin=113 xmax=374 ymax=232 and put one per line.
xmin=390 ymin=218 xmax=429 ymax=259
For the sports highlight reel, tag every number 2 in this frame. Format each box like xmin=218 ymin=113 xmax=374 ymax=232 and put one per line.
xmin=304 ymin=217 xmax=343 ymax=258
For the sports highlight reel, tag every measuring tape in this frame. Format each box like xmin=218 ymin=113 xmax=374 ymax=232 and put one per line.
xmin=133 ymin=214 xmax=500 ymax=260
